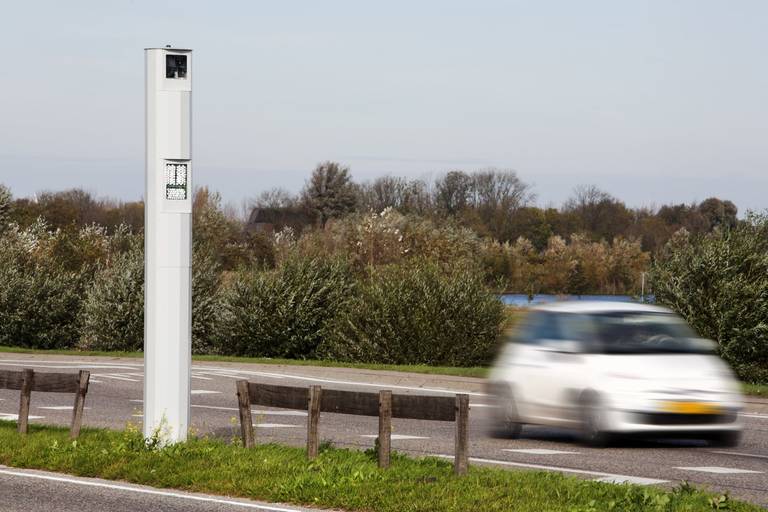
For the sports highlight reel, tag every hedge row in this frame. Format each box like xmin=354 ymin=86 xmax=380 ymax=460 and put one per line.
xmin=0 ymin=224 xmax=505 ymax=366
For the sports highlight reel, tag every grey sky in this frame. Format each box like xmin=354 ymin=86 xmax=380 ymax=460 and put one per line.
xmin=1 ymin=1 xmax=766 ymax=212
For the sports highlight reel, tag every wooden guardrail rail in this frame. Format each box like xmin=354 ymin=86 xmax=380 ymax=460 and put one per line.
xmin=236 ymin=381 xmax=470 ymax=475
xmin=0 ymin=369 xmax=90 ymax=438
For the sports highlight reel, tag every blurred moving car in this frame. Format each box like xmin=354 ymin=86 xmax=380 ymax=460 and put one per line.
xmin=488 ymin=301 xmax=743 ymax=447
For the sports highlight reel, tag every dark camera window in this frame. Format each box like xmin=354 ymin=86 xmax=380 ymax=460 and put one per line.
xmin=166 ymin=55 xmax=187 ymax=79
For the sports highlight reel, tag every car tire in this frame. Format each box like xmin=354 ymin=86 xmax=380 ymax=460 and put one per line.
xmin=706 ymin=430 xmax=742 ymax=448
xmin=580 ymin=392 xmax=612 ymax=448
xmin=491 ymin=384 xmax=523 ymax=439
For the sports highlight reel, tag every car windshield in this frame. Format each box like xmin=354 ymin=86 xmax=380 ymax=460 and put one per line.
xmin=591 ymin=312 xmax=712 ymax=354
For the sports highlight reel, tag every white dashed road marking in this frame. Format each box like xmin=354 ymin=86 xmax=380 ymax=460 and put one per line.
xmin=503 ymin=449 xmax=580 ymax=455
xmin=675 ymin=466 xmax=763 ymax=474
xmin=191 ymin=404 xmax=308 ymax=416
xmin=360 ymin=434 xmax=429 ymax=440
xmin=191 ymin=390 xmax=221 ymax=395
xmin=710 ymin=451 xmax=768 ymax=460
xmin=252 ymin=410 xmax=307 ymax=417
xmin=0 ymin=414 xmax=44 ymax=421
xmin=92 ymin=374 xmax=139 ymax=383
xmin=38 ymin=406 xmax=91 ymax=411
xmin=742 ymin=413 xmax=768 ymax=419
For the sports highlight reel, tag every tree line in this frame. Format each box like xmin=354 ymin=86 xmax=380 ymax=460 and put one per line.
xmin=0 ymin=163 xmax=740 ymax=295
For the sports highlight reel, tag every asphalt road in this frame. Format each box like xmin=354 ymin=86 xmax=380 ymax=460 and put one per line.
xmin=0 ymin=465 xmax=322 ymax=512
xmin=0 ymin=353 xmax=767 ymax=509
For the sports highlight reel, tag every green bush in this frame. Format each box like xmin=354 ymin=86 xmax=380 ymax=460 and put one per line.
xmin=80 ymin=240 xmax=225 ymax=353
xmin=190 ymin=244 xmax=225 ymax=354
xmin=0 ymin=222 xmax=86 ymax=349
xmin=651 ymin=213 xmax=768 ymax=382
xmin=79 ymin=240 xmax=144 ymax=351
xmin=217 ymin=257 xmax=355 ymax=358
xmin=321 ymin=260 xmax=506 ymax=366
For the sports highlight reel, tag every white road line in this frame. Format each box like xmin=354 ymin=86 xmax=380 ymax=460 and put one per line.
xmin=469 ymin=404 xmax=498 ymax=408
xmin=254 ymin=423 xmax=300 ymax=428
xmin=129 ymin=399 xmax=143 ymax=403
xmin=675 ymin=466 xmax=763 ymax=474
xmin=92 ymin=374 xmax=139 ymax=383
xmin=89 ymin=379 xmax=104 ymax=384
xmin=191 ymin=404 xmax=237 ymax=412
xmin=191 ymin=374 xmax=213 ymax=381
xmin=194 ymin=365 xmax=488 ymax=397
xmin=191 ymin=390 xmax=221 ymax=395
xmin=193 ymin=405 xmax=307 ymax=416
xmin=503 ymin=449 xmax=579 ymax=455
xmin=38 ymin=406 xmax=91 ymax=411
xmin=742 ymin=413 xmax=768 ymax=419
xmin=436 ymin=454 xmax=669 ymax=485
xmin=0 ymin=414 xmax=44 ymax=420
xmin=252 ymin=410 xmax=307 ymax=417
xmin=0 ymin=360 xmax=140 ymax=370
xmin=193 ymin=371 xmax=244 ymax=380
xmin=594 ymin=476 xmax=668 ymax=485
xmin=0 ymin=466 xmax=309 ymax=511
xmin=360 ymin=434 xmax=428 ymax=440
xmin=711 ymin=451 xmax=768 ymax=460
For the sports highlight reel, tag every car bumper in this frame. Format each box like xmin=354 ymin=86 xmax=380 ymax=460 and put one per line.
xmin=602 ymin=407 xmax=742 ymax=434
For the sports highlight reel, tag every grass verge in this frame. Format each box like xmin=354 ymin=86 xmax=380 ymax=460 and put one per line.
xmin=742 ymin=382 xmax=768 ymax=398
xmin=0 ymin=422 xmax=758 ymax=512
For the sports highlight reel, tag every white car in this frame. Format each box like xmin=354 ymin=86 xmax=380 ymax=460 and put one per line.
xmin=488 ymin=301 xmax=743 ymax=447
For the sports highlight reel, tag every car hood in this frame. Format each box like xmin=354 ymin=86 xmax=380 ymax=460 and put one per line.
xmin=593 ymin=353 xmax=738 ymax=391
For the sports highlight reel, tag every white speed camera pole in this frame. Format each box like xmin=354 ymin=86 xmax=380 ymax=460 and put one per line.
xmin=144 ymin=47 xmax=192 ymax=443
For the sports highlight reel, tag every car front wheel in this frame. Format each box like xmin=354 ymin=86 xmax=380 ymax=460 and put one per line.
xmin=491 ymin=384 xmax=523 ymax=439
xmin=580 ymin=392 xmax=612 ymax=447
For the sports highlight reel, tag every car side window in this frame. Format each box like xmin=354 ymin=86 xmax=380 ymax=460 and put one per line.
xmin=512 ymin=311 xmax=539 ymax=345
xmin=538 ymin=312 xmax=562 ymax=341
xmin=557 ymin=313 xmax=598 ymax=351
xmin=521 ymin=311 xmax=561 ymax=345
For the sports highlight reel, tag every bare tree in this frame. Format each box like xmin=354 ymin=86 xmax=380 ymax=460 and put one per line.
xmin=471 ymin=168 xmax=534 ymax=214
xmin=358 ymin=176 xmax=431 ymax=214
xmin=563 ymin=185 xmax=632 ymax=240
xmin=434 ymin=171 xmax=473 ymax=214
xmin=252 ymin=188 xmax=298 ymax=209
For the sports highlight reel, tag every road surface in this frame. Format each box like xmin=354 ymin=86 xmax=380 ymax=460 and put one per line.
xmin=0 ymin=353 xmax=766 ymax=507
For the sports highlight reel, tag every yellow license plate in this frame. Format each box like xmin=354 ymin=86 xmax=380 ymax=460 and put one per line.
xmin=660 ymin=401 xmax=721 ymax=414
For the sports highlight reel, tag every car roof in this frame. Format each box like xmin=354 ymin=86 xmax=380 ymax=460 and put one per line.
xmin=531 ymin=301 xmax=671 ymax=314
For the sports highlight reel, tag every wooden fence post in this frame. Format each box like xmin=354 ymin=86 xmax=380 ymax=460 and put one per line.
xmin=378 ymin=390 xmax=392 ymax=468
xmin=236 ymin=380 xmax=255 ymax=448
xmin=306 ymin=385 xmax=322 ymax=459
xmin=69 ymin=370 xmax=90 ymax=439
xmin=454 ymin=393 xmax=469 ymax=475
xmin=18 ymin=369 xmax=34 ymax=435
